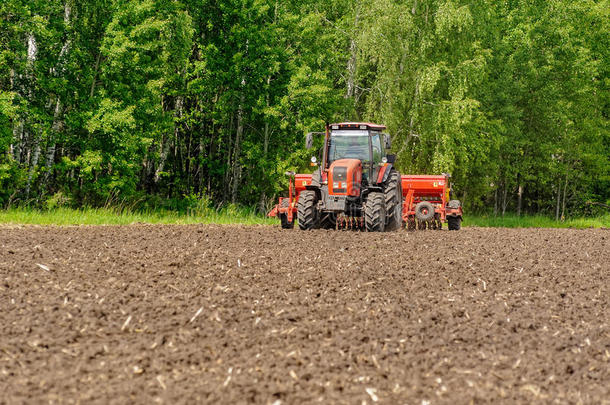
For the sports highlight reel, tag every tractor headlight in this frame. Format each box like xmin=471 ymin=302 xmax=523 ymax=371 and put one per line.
xmin=311 ymin=156 xmax=317 ymax=163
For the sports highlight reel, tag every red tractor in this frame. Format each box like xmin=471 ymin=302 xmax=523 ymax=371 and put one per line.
xmin=268 ymin=122 xmax=463 ymax=231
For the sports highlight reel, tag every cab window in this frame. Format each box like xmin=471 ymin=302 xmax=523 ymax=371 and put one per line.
xmin=370 ymin=132 xmax=383 ymax=164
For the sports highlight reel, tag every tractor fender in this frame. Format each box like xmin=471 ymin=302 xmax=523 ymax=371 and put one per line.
xmin=305 ymin=185 xmax=323 ymax=202
xmin=362 ymin=186 xmax=383 ymax=199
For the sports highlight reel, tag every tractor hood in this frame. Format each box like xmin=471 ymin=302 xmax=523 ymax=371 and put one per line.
xmin=328 ymin=159 xmax=362 ymax=197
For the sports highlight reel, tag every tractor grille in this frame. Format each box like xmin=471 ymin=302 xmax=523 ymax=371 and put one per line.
xmin=333 ymin=166 xmax=347 ymax=193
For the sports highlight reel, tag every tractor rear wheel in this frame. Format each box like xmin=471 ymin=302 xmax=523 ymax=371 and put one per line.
xmin=384 ymin=170 xmax=403 ymax=231
xmin=280 ymin=199 xmax=294 ymax=229
xmin=448 ymin=216 xmax=462 ymax=231
xmin=297 ymin=190 xmax=319 ymax=230
xmin=365 ymin=192 xmax=386 ymax=232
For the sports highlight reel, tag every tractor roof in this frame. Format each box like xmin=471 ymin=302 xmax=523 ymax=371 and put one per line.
xmin=330 ymin=122 xmax=387 ymax=131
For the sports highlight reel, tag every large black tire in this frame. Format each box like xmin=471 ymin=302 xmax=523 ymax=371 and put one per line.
xmin=297 ymin=190 xmax=319 ymax=230
xmin=280 ymin=199 xmax=294 ymax=229
xmin=365 ymin=192 xmax=386 ymax=232
xmin=447 ymin=216 xmax=462 ymax=231
xmin=415 ymin=201 xmax=435 ymax=221
xmin=384 ymin=170 xmax=403 ymax=231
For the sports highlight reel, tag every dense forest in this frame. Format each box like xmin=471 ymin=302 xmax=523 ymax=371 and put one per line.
xmin=1 ymin=0 xmax=608 ymax=217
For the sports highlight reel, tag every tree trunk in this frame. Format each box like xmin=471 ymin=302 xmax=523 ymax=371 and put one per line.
xmin=231 ymin=88 xmax=245 ymax=204
xmin=40 ymin=4 xmax=71 ymax=194
xmin=501 ymin=183 xmax=508 ymax=216
xmin=259 ymin=77 xmax=271 ymax=212
xmin=41 ymin=99 xmax=63 ymax=189
xmin=561 ymin=173 xmax=568 ymax=221
xmin=345 ymin=11 xmax=359 ymax=100
xmin=13 ymin=33 xmax=38 ymax=166
xmin=223 ymin=112 xmax=235 ymax=203
xmin=517 ymin=183 xmax=523 ymax=216
xmin=21 ymin=31 xmax=39 ymax=197
xmin=493 ymin=186 xmax=498 ymax=216
xmin=25 ymin=133 xmax=42 ymax=198
xmin=555 ymin=180 xmax=561 ymax=221
xmin=155 ymin=96 xmax=183 ymax=183
xmin=12 ymin=121 xmax=24 ymax=163
xmin=90 ymin=52 xmax=102 ymax=98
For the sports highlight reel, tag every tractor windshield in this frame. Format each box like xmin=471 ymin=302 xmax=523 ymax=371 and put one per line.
xmin=328 ymin=130 xmax=371 ymax=164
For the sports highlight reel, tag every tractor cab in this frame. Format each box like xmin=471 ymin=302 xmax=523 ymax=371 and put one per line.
xmin=307 ymin=123 xmax=394 ymax=186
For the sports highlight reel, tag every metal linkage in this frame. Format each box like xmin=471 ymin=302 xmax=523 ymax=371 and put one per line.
xmin=336 ymin=215 xmax=364 ymax=231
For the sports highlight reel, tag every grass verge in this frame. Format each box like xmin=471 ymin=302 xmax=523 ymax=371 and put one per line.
xmin=0 ymin=207 xmax=276 ymax=226
xmin=0 ymin=208 xmax=608 ymax=229
xmin=465 ymin=214 xmax=610 ymax=229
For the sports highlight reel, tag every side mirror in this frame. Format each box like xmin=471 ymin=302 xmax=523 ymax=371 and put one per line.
xmin=386 ymin=154 xmax=396 ymax=164
xmin=305 ymin=133 xmax=313 ymax=149
xmin=383 ymin=133 xmax=391 ymax=149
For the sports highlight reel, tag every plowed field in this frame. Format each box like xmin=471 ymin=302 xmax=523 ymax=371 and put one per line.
xmin=1 ymin=225 xmax=608 ymax=404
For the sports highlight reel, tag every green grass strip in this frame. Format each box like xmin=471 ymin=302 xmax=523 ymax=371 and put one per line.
xmin=0 ymin=207 xmax=276 ymax=226
xmin=0 ymin=208 xmax=608 ymax=229
xmin=465 ymin=214 xmax=610 ymax=229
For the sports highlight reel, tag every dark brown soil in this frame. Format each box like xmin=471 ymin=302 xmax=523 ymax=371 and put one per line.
xmin=0 ymin=225 xmax=608 ymax=404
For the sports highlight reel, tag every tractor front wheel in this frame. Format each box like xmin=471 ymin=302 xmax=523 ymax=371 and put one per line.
xmin=365 ymin=192 xmax=386 ymax=232
xmin=297 ymin=190 xmax=319 ymax=230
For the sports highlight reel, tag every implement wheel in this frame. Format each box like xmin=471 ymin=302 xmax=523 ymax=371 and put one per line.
xmin=384 ymin=170 xmax=402 ymax=231
xmin=280 ymin=199 xmax=294 ymax=229
xmin=365 ymin=192 xmax=386 ymax=232
xmin=415 ymin=201 xmax=435 ymax=221
xmin=297 ymin=190 xmax=319 ymax=230
xmin=448 ymin=216 xmax=462 ymax=231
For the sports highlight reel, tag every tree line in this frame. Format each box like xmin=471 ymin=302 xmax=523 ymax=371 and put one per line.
xmin=1 ymin=0 xmax=608 ymax=217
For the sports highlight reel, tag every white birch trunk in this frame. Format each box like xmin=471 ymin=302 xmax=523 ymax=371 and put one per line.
xmin=40 ymin=3 xmax=72 ymax=191
xmin=13 ymin=33 xmax=38 ymax=165
xmin=345 ymin=11 xmax=359 ymax=99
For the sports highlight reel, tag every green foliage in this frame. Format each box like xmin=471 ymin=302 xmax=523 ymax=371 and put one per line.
xmin=0 ymin=0 xmax=607 ymax=219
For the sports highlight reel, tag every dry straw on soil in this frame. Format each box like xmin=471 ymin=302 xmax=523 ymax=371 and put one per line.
xmin=0 ymin=225 xmax=608 ymax=403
